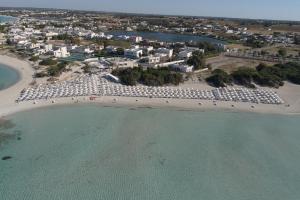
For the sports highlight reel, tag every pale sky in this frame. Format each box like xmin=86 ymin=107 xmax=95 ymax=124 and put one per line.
xmin=1 ymin=0 xmax=300 ymax=21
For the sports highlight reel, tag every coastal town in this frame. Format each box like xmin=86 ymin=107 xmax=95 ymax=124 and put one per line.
xmin=2 ymin=2 xmax=300 ymax=200
xmin=0 ymin=7 xmax=300 ymax=112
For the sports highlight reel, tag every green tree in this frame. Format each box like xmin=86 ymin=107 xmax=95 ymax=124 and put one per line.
xmin=116 ymin=48 xmax=125 ymax=56
xmin=278 ymin=48 xmax=287 ymax=57
xmin=187 ymin=51 xmax=206 ymax=70
xmin=34 ymin=71 xmax=47 ymax=78
xmin=261 ymin=50 xmax=268 ymax=57
xmin=47 ymin=61 xmax=69 ymax=77
xmin=29 ymin=56 xmax=39 ymax=62
xmin=231 ymin=67 xmax=258 ymax=88
xmin=206 ymin=69 xmax=232 ymax=87
xmin=0 ymin=25 xmax=7 ymax=33
xmin=31 ymin=37 xmax=37 ymax=44
xmin=6 ymin=39 xmax=13 ymax=45
xmin=112 ymin=67 xmax=183 ymax=86
xmin=39 ymin=59 xmax=58 ymax=66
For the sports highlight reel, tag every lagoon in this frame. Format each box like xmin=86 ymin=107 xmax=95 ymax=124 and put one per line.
xmin=0 ymin=15 xmax=16 ymax=23
xmin=0 ymin=64 xmax=20 ymax=90
xmin=0 ymin=105 xmax=300 ymax=200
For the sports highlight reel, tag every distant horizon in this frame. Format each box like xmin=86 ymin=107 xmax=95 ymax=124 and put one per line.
xmin=1 ymin=0 xmax=300 ymax=21
xmin=1 ymin=6 xmax=300 ymax=23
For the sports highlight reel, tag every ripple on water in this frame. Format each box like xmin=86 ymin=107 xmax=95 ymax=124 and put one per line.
xmin=0 ymin=119 xmax=19 ymax=146
xmin=0 ymin=105 xmax=300 ymax=200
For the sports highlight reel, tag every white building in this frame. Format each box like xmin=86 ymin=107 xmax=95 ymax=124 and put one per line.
xmin=117 ymin=35 xmax=130 ymax=40
xmin=178 ymin=50 xmax=193 ymax=59
xmin=178 ymin=48 xmax=204 ymax=59
xmin=105 ymin=35 xmax=113 ymax=40
xmin=45 ymin=31 xmax=59 ymax=37
xmin=33 ymin=49 xmax=45 ymax=56
xmin=147 ymin=56 xmax=160 ymax=64
xmin=154 ymin=52 xmax=169 ymax=61
xmin=124 ymin=49 xmax=143 ymax=59
xmin=67 ymin=45 xmax=78 ymax=51
xmin=53 ymin=47 xmax=70 ymax=58
xmin=130 ymin=36 xmax=143 ymax=43
xmin=214 ymin=43 xmax=227 ymax=51
xmin=106 ymin=46 xmax=118 ymax=53
xmin=88 ymin=32 xmax=97 ymax=39
xmin=170 ymin=64 xmax=194 ymax=73
xmin=44 ymin=44 xmax=53 ymax=52
xmin=16 ymin=40 xmax=29 ymax=48
xmin=143 ymin=46 xmax=154 ymax=53
xmin=11 ymin=35 xmax=27 ymax=44
xmin=156 ymin=48 xmax=173 ymax=58
xmin=105 ymin=57 xmax=138 ymax=69
xmin=0 ymin=33 xmax=6 ymax=44
xmin=130 ymin=45 xmax=140 ymax=49
xmin=9 ymin=28 xmax=23 ymax=34
xmin=29 ymin=43 xmax=41 ymax=49
xmin=72 ymin=46 xmax=94 ymax=54
xmin=98 ymin=32 xmax=105 ymax=38
xmin=83 ymin=48 xmax=94 ymax=54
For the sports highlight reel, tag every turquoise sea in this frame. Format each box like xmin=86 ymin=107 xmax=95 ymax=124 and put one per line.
xmin=1 ymin=105 xmax=300 ymax=200
xmin=0 ymin=64 xmax=20 ymax=90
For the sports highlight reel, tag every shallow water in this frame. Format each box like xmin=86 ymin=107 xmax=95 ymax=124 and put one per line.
xmin=0 ymin=105 xmax=300 ymax=200
xmin=0 ymin=64 xmax=20 ymax=90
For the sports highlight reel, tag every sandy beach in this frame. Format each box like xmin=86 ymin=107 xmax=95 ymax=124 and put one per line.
xmin=0 ymin=55 xmax=35 ymax=117
xmin=1 ymin=54 xmax=300 ymax=118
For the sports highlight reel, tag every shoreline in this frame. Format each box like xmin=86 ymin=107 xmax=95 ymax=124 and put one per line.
xmin=2 ymin=93 xmax=300 ymax=119
xmin=0 ymin=62 xmax=21 ymax=90
xmin=0 ymin=55 xmax=35 ymax=117
xmin=4 ymin=96 xmax=300 ymax=118
xmin=1 ymin=54 xmax=300 ymax=118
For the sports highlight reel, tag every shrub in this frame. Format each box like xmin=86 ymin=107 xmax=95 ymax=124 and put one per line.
xmin=39 ymin=59 xmax=58 ymax=66
xmin=206 ymin=69 xmax=232 ymax=87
